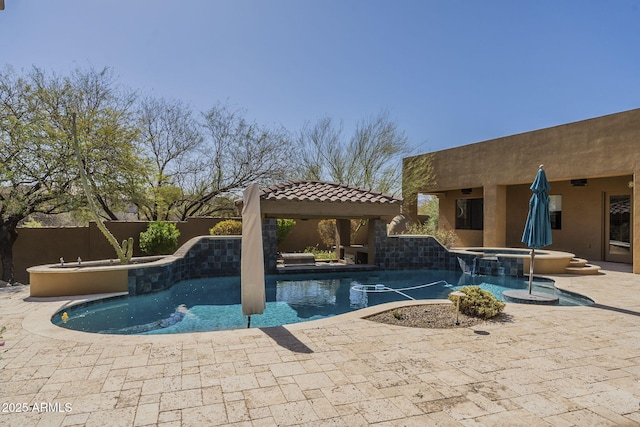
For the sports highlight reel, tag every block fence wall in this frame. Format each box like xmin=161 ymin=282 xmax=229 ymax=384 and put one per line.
xmin=8 ymin=217 xmax=358 ymax=284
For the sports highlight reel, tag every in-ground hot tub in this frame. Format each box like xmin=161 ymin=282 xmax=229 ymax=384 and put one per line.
xmin=451 ymin=247 xmax=575 ymax=274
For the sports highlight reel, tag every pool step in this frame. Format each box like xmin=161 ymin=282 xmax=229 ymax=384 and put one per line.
xmin=565 ymin=258 xmax=601 ymax=275
xmin=568 ymin=258 xmax=588 ymax=268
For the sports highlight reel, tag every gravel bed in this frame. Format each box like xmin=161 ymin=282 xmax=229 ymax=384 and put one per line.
xmin=365 ymin=303 xmax=485 ymax=329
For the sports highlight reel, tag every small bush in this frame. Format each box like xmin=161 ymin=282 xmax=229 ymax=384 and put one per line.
xmin=303 ymin=245 xmax=337 ymax=260
xmin=405 ymin=222 xmax=459 ymax=248
xmin=21 ymin=217 xmax=43 ymax=228
xmin=210 ymin=219 xmax=242 ymax=235
xmin=277 ymin=218 xmax=296 ymax=244
xmin=449 ymin=286 xmax=505 ymax=319
xmin=139 ymin=222 xmax=180 ymax=256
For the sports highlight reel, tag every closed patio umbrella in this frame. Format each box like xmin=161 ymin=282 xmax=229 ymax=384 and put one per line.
xmin=241 ymin=183 xmax=265 ymax=327
xmin=521 ymin=165 xmax=552 ymax=294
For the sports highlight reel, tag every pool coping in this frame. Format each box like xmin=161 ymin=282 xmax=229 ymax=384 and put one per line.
xmin=21 ymin=273 xmax=584 ymax=345
xmin=22 ymin=294 xmax=458 ymax=344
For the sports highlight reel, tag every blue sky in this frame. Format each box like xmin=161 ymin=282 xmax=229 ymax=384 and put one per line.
xmin=1 ymin=0 xmax=639 ymax=154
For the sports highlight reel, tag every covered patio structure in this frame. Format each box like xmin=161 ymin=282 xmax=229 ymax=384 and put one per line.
xmin=236 ymin=180 xmax=403 ymax=269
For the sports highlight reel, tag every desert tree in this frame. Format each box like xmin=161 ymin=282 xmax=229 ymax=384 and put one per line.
xmin=133 ymin=100 xmax=294 ymax=220
xmin=297 ymin=110 xmax=413 ymax=240
xmin=134 ymin=96 xmax=203 ymax=220
xmin=177 ymin=102 xmax=293 ymax=220
xmin=0 ymin=66 xmax=143 ymax=281
xmin=37 ymin=67 xmax=146 ymax=221
xmin=0 ymin=66 xmax=78 ymax=281
xmin=297 ymin=110 xmax=412 ymax=195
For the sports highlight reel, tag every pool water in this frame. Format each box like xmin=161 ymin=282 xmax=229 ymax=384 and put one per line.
xmin=52 ymin=269 xmax=593 ymax=335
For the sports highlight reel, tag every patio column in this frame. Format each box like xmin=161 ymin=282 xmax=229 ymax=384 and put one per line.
xmin=483 ymin=184 xmax=507 ymax=247
xmin=368 ymin=219 xmax=380 ymax=265
xmin=335 ymin=219 xmax=350 ymax=261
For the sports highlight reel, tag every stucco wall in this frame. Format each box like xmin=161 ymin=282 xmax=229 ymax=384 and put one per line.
xmin=8 ymin=218 xmax=229 ymax=284
xmin=403 ymin=108 xmax=640 ymax=271
xmin=404 ymin=109 xmax=640 ymax=195
xmin=505 ymin=176 xmax=632 ymax=261
xmin=277 ymin=219 xmax=369 ymax=252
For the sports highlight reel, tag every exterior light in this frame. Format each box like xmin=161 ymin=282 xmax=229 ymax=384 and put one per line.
xmin=450 ymin=291 xmax=467 ymax=325
xmin=461 ymin=188 xmax=472 ymax=195
xmin=571 ymin=179 xmax=587 ymax=187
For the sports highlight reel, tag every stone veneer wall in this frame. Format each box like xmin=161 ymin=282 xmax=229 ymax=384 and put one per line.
xmin=262 ymin=218 xmax=278 ymax=273
xmin=129 ymin=218 xmax=523 ymax=295
xmin=128 ymin=218 xmax=278 ymax=295
xmin=372 ymin=219 xmax=523 ymax=276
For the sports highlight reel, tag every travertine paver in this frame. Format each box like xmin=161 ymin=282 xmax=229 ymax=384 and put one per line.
xmin=1 ymin=262 xmax=640 ymax=425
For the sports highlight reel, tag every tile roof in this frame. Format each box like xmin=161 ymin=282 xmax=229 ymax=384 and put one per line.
xmin=610 ymin=197 xmax=630 ymax=215
xmin=259 ymin=180 xmax=403 ymax=205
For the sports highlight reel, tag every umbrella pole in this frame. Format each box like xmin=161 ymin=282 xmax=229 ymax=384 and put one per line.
xmin=247 ymin=315 xmax=251 ymax=328
xmin=529 ymin=249 xmax=535 ymax=294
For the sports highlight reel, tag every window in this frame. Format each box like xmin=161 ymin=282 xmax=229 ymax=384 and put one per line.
xmin=456 ymin=198 xmax=483 ymax=230
xmin=549 ymin=195 xmax=562 ymax=230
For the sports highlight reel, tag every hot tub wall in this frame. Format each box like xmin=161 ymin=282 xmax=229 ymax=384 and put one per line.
xmin=30 ymin=269 xmax=128 ymax=298
xmin=28 ymin=218 xmax=278 ymax=298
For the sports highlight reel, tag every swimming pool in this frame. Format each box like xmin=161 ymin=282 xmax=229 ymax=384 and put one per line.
xmin=52 ymin=269 xmax=593 ymax=334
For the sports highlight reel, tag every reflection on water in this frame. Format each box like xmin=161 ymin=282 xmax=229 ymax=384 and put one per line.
xmin=276 ymin=279 xmax=339 ymax=307
xmin=609 ymin=195 xmax=631 ymax=255
xmin=52 ymin=269 xmax=592 ymax=335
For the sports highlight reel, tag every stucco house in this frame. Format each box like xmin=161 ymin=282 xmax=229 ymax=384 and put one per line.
xmin=402 ymin=108 xmax=640 ymax=273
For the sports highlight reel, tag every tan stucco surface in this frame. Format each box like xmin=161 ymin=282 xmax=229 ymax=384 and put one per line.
xmin=27 ymin=256 xmax=173 ymax=298
xmin=405 ymin=109 xmax=640 ymax=192
xmin=403 ymin=108 xmax=640 ymax=272
xmin=29 ymin=268 xmax=128 ymax=297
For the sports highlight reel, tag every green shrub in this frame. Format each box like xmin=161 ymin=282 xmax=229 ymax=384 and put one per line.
xmin=405 ymin=222 xmax=459 ymax=249
xmin=139 ymin=222 xmax=180 ymax=255
xmin=449 ymin=286 xmax=505 ymax=319
xmin=21 ymin=217 xmax=43 ymax=228
xmin=303 ymin=245 xmax=337 ymax=260
xmin=276 ymin=218 xmax=296 ymax=244
xmin=210 ymin=219 xmax=243 ymax=235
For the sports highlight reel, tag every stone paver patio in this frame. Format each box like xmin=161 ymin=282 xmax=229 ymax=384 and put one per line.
xmin=1 ymin=262 xmax=640 ymax=426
